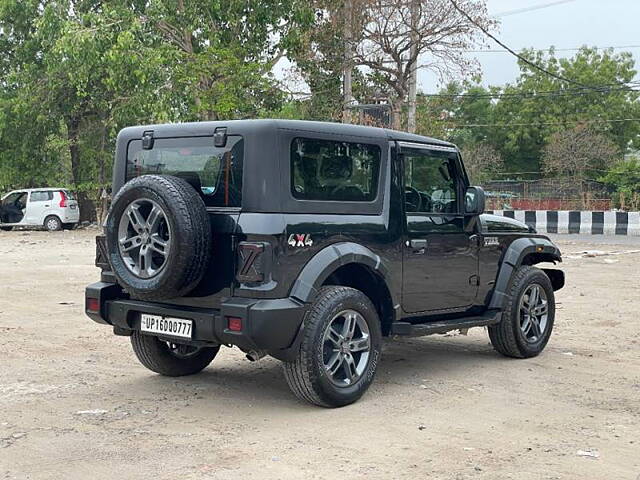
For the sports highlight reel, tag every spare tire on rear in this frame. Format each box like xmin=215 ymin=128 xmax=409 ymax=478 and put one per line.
xmin=105 ymin=175 xmax=211 ymax=300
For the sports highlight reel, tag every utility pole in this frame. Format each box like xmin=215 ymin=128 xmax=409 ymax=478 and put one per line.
xmin=407 ymin=0 xmax=419 ymax=133
xmin=342 ymin=0 xmax=354 ymax=124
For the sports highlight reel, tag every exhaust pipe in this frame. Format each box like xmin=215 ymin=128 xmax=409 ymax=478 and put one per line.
xmin=245 ymin=350 xmax=267 ymax=362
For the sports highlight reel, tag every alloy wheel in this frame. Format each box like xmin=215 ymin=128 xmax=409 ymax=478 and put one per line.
xmin=519 ymin=283 xmax=549 ymax=343
xmin=117 ymin=199 xmax=171 ymax=278
xmin=322 ymin=309 xmax=371 ymax=387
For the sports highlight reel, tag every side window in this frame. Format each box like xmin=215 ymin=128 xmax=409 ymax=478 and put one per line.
xmin=290 ymin=137 xmax=381 ymax=202
xmin=30 ymin=191 xmax=53 ymax=202
xmin=404 ymin=151 xmax=459 ymax=214
xmin=2 ymin=193 xmax=20 ymax=206
xmin=4 ymin=192 xmax=29 ymax=209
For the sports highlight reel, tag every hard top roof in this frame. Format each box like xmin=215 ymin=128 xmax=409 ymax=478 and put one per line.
xmin=118 ymin=119 xmax=455 ymax=148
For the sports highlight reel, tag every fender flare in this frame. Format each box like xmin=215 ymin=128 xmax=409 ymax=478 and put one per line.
xmin=289 ymin=242 xmax=397 ymax=307
xmin=488 ymin=237 xmax=562 ymax=310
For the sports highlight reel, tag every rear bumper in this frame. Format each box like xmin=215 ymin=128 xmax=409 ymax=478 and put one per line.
xmin=85 ymin=282 xmax=307 ymax=356
xmin=62 ymin=209 xmax=80 ymax=223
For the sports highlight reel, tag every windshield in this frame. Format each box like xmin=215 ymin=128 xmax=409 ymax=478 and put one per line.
xmin=126 ymin=135 xmax=244 ymax=207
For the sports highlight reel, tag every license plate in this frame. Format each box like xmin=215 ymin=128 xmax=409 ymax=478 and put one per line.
xmin=140 ymin=313 xmax=193 ymax=339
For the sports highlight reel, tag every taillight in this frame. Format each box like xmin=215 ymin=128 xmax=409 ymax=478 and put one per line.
xmin=59 ymin=190 xmax=67 ymax=208
xmin=86 ymin=297 xmax=100 ymax=313
xmin=227 ymin=317 xmax=242 ymax=332
xmin=236 ymin=242 xmax=266 ymax=283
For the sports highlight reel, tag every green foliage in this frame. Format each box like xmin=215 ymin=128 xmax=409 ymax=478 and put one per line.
xmin=491 ymin=47 xmax=640 ymax=175
xmin=0 ymin=0 xmax=312 ymax=218
xmin=600 ymin=157 xmax=640 ymax=209
xmin=2 ymin=3 xmax=640 ymax=218
xmin=415 ymin=48 xmax=640 ymax=181
xmin=416 ymin=79 xmax=496 ymax=147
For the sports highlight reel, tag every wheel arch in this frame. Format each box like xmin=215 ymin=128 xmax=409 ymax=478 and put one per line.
xmin=289 ymin=242 xmax=398 ymax=335
xmin=488 ymin=237 xmax=564 ymax=310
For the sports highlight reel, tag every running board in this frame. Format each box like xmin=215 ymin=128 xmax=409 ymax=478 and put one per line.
xmin=390 ymin=310 xmax=502 ymax=337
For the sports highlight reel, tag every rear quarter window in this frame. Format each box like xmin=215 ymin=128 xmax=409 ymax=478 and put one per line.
xmin=290 ymin=137 xmax=381 ymax=202
xmin=30 ymin=191 xmax=53 ymax=202
xmin=126 ymin=136 xmax=244 ymax=207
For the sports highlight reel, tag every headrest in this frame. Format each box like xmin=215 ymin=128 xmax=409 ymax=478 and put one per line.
xmin=320 ymin=155 xmax=352 ymax=180
xmin=299 ymin=156 xmax=318 ymax=177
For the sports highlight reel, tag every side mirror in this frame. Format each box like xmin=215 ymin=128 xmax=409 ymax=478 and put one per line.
xmin=464 ymin=186 xmax=485 ymax=215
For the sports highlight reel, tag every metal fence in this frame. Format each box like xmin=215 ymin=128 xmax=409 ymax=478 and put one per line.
xmin=482 ymin=179 xmax=613 ymax=211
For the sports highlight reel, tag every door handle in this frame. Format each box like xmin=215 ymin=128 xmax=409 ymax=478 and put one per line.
xmin=410 ymin=239 xmax=427 ymax=253
xmin=44 ymin=204 xmax=50 ymax=207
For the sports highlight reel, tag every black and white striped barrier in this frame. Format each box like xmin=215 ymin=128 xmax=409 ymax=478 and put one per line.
xmin=487 ymin=210 xmax=640 ymax=236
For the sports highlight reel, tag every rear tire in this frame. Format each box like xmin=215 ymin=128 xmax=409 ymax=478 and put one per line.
xmin=0 ymin=226 xmax=12 ymax=231
xmin=488 ymin=266 xmax=555 ymax=358
xmin=44 ymin=215 xmax=62 ymax=231
xmin=283 ymin=286 xmax=382 ymax=407
xmin=130 ymin=331 xmax=220 ymax=376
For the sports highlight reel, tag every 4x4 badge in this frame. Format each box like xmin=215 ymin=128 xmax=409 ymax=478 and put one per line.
xmin=288 ymin=233 xmax=313 ymax=248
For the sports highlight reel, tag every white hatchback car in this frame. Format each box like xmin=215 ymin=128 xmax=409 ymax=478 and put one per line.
xmin=0 ymin=188 xmax=80 ymax=231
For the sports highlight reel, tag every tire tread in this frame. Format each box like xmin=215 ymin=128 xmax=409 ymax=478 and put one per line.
xmin=130 ymin=331 xmax=219 ymax=376
xmin=488 ymin=266 xmax=554 ymax=358
xmin=283 ymin=286 xmax=380 ymax=407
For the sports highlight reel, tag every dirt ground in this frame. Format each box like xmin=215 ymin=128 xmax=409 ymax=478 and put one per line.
xmin=0 ymin=229 xmax=638 ymax=480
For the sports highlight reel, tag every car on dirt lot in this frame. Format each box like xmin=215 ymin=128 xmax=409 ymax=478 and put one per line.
xmin=0 ymin=188 xmax=80 ymax=231
xmin=86 ymin=119 xmax=565 ymax=407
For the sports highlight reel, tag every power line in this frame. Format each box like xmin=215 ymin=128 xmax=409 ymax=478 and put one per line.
xmin=450 ymin=0 xmax=591 ymax=89
xmin=464 ymin=45 xmax=640 ymax=54
xmin=436 ymin=117 xmax=640 ymax=129
xmin=421 ymin=84 xmax=640 ymax=99
xmin=491 ymin=0 xmax=578 ymax=18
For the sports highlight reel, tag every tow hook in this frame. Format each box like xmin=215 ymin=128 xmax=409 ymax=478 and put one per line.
xmin=246 ymin=350 xmax=267 ymax=362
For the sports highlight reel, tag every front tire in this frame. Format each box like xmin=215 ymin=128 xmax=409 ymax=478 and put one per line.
xmin=131 ymin=331 xmax=220 ymax=376
xmin=44 ymin=215 xmax=62 ymax=231
xmin=0 ymin=226 xmax=12 ymax=232
xmin=488 ymin=266 xmax=555 ymax=358
xmin=283 ymin=286 xmax=382 ymax=407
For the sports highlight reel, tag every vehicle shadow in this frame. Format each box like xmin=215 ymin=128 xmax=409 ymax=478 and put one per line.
xmin=120 ymin=335 xmax=503 ymax=410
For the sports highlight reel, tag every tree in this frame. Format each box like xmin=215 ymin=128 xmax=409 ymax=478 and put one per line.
xmin=542 ymin=124 xmax=620 ymax=180
xmin=0 ymin=0 xmax=313 ymax=219
xmin=1 ymin=2 xmax=169 ymax=219
xmin=415 ymin=80 xmax=496 ymax=147
xmin=139 ymin=0 xmax=313 ymax=121
xmin=492 ymin=47 xmax=640 ymax=175
xmin=286 ymin=0 xmax=375 ymax=122
xmin=354 ymin=0 xmax=493 ymax=129
xmin=461 ymin=142 xmax=504 ymax=184
xmin=600 ymin=157 xmax=640 ymax=210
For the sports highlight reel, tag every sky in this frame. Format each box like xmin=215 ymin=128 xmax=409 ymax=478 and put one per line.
xmin=418 ymin=0 xmax=640 ymax=91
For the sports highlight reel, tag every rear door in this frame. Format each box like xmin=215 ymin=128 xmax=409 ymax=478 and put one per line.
xmin=125 ymin=134 xmax=244 ymax=307
xmin=26 ymin=191 xmax=53 ymax=225
xmin=401 ymin=144 xmax=479 ymax=313
xmin=61 ymin=190 xmax=79 ymax=216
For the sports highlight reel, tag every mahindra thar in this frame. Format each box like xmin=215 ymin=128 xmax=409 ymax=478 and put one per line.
xmin=86 ymin=120 xmax=564 ymax=407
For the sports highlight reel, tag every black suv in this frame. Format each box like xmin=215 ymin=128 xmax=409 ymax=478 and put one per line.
xmin=86 ymin=119 xmax=564 ymax=407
